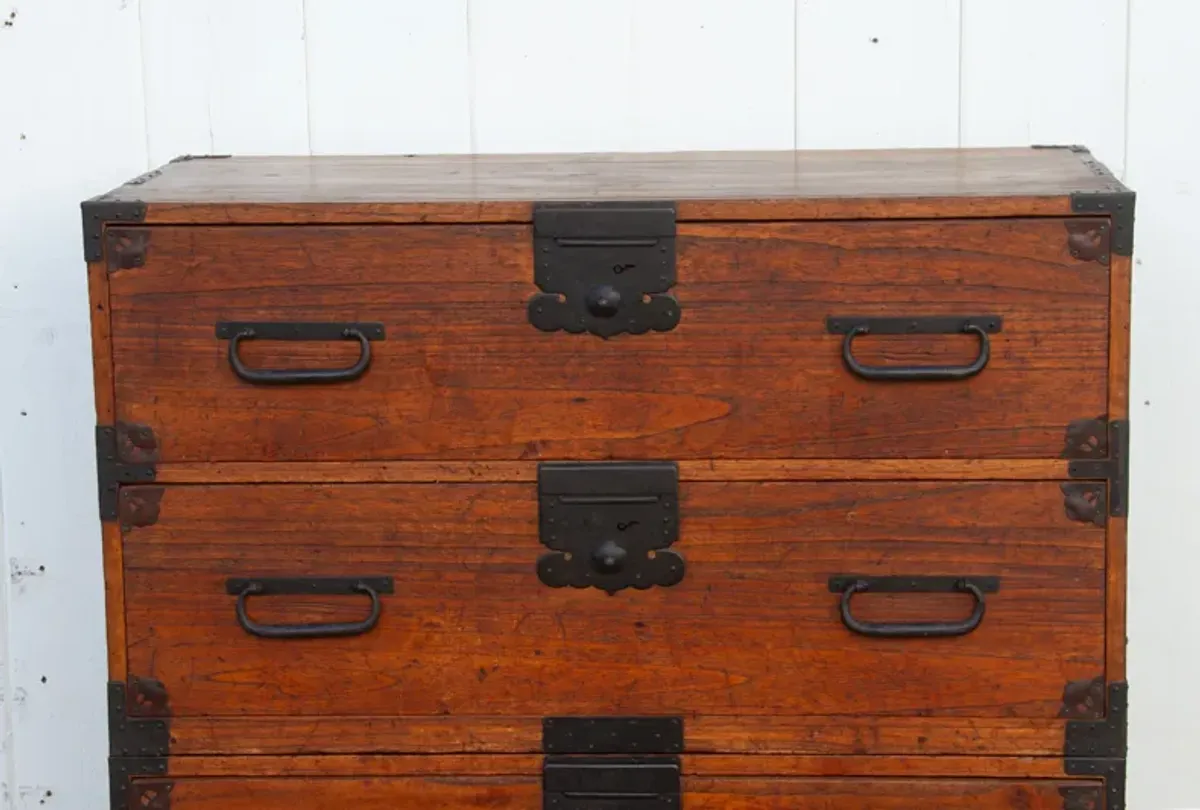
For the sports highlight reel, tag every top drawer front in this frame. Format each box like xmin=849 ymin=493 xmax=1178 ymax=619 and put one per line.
xmin=108 ymin=219 xmax=1109 ymax=463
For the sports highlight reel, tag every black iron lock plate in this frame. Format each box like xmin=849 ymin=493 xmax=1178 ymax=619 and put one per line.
xmin=536 ymin=462 xmax=683 ymax=594
xmin=543 ymin=717 xmax=684 ymax=755
xmin=528 ymin=201 xmax=679 ymax=338
xmin=543 ymin=756 xmax=681 ymax=810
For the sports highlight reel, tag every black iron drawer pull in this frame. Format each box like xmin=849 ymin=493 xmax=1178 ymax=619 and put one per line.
xmin=225 ymin=576 xmax=394 ymax=639
xmin=828 ymin=575 xmax=1000 ymax=638
xmin=215 ymin=322 xmax=385 ymax=384
xmin=826 ymin=315 xmax=1002 ymax=381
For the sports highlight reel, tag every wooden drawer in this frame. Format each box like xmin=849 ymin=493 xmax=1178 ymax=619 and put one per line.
xmin=131 ymin=777 xmax=1096 ymax=810
xmin=107 ymin=217 xmax=1109 ymax=463
xmin=120 ymin=756 xmax=1110 ymax=810
xmin=118 ymin=479 xmax=1105 ymax=756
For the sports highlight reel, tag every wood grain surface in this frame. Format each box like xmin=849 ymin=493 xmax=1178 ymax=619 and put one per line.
xmin=149 ymin=775 xmax=1089 ymax=810
xmin=1107 ymin=253 xmax=1132 ymax=681
xmin=121 ymin=481 xmax=1104 ymax=754
xmin=167 ymin=714 xmax=1067 ymax=757
xmin=151 ymin=459 xmax=1070 ymax=484
xmin=109 ymin=218 xmax=1109 ymax=463
xmin=95 ymin=148 xmax=1117 ymax=205
xmin=161 ymin=754 xmax=1072 ymax=778
xmin=134 ymin=195 xmax=1078 ymax=226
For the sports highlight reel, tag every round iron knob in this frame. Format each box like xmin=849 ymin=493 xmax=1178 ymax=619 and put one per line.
xmin=591 ymin=539 xmax=627 ymax=573
xmin=585 ymin=285 xmax=622 ymax=318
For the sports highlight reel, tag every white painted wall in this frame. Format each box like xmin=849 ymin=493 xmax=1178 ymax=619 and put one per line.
xmin=0 ymin=1 xmax=1194 ymax=808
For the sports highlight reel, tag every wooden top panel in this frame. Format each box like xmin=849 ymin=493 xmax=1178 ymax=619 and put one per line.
xmin=96 ymin=147 xmax=1120 ymax=207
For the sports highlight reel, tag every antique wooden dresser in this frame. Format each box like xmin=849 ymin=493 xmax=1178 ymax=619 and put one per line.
xmin=84 ymin=146 xmax=1132 ymax=809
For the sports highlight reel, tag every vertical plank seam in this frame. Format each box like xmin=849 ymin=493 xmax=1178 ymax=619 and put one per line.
xmin=1120 ymin=0 xmax=1132 ymax=182
xmin=301 ymin=0 xmax=314 ymax=155
xmin=136 ymin=0 xmax=153 ymax=169
xmin=956 ymin=0 xmax=965 ymax=147
xmin=0 ymin=465 xmax=14 ymax=809
xmin=465 ymin=0 xmax=478 ymax=154
xmin=204 ymin=4 xmax=215 ymax=152
xmin=627 ymin=0 xmax=636 ymax=152
xmin=792 ymin=0 xmax=799 ymax=150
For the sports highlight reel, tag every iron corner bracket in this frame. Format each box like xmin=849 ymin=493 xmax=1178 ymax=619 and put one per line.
xmin=1064 ymin=680 xmax=1127 ymax=759
xmin=109 ymin=678 xmax=170 ymax=810
xmin=1032 ymin=143 xmax=1091 ymax=152
xmin=1070 ymin=188 xmax=1135 ymax=256
xmin=97 ymin=425 xmax=159 ymax=522
xmin=109 ymin=680 xmax=170 ymax=758
xmin=110 ymin=759 xmax=170 ymax=810
xmin=82 ymin=197 xmax=147 ymax=263
xmin=1065 ymin=758 xmax=1125 ymax=810
xmin=1067 ymin=419 xmax=1129 ymax=517
xmin=169 ymin=153 xmax=232 ymax=162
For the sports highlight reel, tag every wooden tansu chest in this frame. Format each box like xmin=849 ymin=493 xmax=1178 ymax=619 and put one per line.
xmin=85 ymin=147 xmax=1132 ymax=810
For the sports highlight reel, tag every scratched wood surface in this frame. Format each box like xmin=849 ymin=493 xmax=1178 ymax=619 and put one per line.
xmin=161 ymin=753 xmax=1072 ymax=778
xmin=121 ymin=481 xmax=1104 ymax=754
xmin=96 ymin=147 xmax=1117 ymax=204
xmin=150 ymin=775 xmax=1087 ymax=810
xmin=108 ymin=218 xmax=1109 ymax=463
xmin=167 ymin=714 xmax=1068 ymax=757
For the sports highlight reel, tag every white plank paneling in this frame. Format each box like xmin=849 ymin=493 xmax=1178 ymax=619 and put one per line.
xmin=142 ymin=0 xmax=308 ymax=161
xmin=209 ymin=0 xmax=308 ymax=154
xmin=631 ymin=0 xmax=795 ymax=151
xmin=1124 ymin=2 xmax=1200 ymax=809
xmin=795 ymin=0 xmax=960 ymax=149
xmin=0 ymin=1 xmax=147 ymax=808
xmin=141 ymin=0 xmax=212 ymax=163
xmin=960 ymin=0 xmax=1127 ymax=175
xmin=468 ymin=0 xmax=636 ymax=154
xmin=306 ymin=1 xmax=471 ymax=155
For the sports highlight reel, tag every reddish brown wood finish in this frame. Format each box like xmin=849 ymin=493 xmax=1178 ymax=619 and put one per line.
xmin=89 ymin=148 xmax=1132 ymax=805
xmin=162 ymin=754 xmax=1071 ymax=779
xmin=149 ymin=775 xmax=1089 ymax=810
xmin=167 ymin=714 xmax=1067 ymax=757
xmin=1107 ymin=253 xmax=1132 ymax=681
xmin=89 ymin=257 xmax=129 ymax=678
xmin=150 ymin=755 xmax=1091 ymax=808
xmin=682 ymin=779 xmax=1084 ymax=809
xmin=108 ymin=218 xmax=1109 ymax=463
xmin=151 ymin=776 xmax=541 ymax=810
xmin=122 ymin=480 xmax=1103 ymax=754
xmin=151 ymin=458 xmax=1070 ymax=484
xmin=136 ymin=195 xmax=1077 ymax=226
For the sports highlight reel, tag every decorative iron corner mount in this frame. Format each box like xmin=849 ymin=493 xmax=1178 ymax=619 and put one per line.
xmin=1065 ymin=758 xmax=1126 ymax=810
xmin=1064 ymin=418 xmax=1129 ymax=518
xmin=1061 ymin=680 xmax=1128 ymax=810
xmin=81 ymin=198 xmax=147 ymax=263
xmin=1070 ymin=188 xmax=1135 ymax=257
xmin=109 ymin=678 xmax=171 ymax=810
xmin=1063 ymin=680 xmax=1127 ymax=759
xmin=96 ymin=424 xmax=159 ymax=522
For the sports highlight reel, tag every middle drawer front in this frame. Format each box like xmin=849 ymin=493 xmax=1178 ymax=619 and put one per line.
xmin=122 ymin=479 xmax=1104 ymax=755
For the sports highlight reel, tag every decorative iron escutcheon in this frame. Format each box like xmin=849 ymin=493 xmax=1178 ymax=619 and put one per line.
xmin=528 ymin=201 xmax=680 ymax=339
xmin=536 ymin=462 xmax=683 ymax=594
xmin=542 ymin=756 xmax=681 ymax=810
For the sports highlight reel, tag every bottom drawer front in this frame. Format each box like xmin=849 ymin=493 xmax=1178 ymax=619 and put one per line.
xmin=138 ymin=777 xmax=540 ymax=809
xmin=138 ymin=776 xmax=1101 ymax=810
xmin=687 ymin=778 xmax=1094 ymax=809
